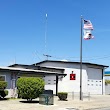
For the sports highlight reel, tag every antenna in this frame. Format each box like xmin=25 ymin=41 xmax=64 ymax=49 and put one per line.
xmin=45 ymin=13 xmax=48 ymax=54
xmin=14 ymin=56 xmax=16 ymax=64
xmin=43 ymin=13 xmax=51 ymax=60
xmin=43 ymin=54 xmax=51 ymax=60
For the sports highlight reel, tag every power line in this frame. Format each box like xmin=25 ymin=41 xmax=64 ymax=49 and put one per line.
xmin=85 ymin=55 xmax=110 ymax=61
xmin=49 ymin=55 xmax=110 ymax=61
xmin=34 ymin=50 xmax=43 ymax=61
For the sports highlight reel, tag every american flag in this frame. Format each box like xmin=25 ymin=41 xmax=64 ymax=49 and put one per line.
xmin=83 ymin=20 xmax=93 ymax=30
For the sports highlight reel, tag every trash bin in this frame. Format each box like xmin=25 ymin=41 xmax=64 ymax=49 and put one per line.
xmin=39 ymin=94 xmax=54 ymax=105
xmin=39 ymin=90 xmax=54 ymax=105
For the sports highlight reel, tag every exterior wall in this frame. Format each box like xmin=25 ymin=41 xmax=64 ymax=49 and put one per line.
xmin=37 ymin=62 xmax=88 ymax=93
xmin=37 ymin=62 xmax=104 ymax=95
xmin=0 ymin=71 xmax=11 ymax=97
xmin=58 ymin=66 xmax=88 ymax=93
xmin=0 ymin=71 xmax=11 ymax=89
xmin=43 ymin=76 xmax=56 ymax=94
xmin=37 ymin=62 xmax=76 ymax=68
xmin=0 ymin=71 xmax=18 ymax=98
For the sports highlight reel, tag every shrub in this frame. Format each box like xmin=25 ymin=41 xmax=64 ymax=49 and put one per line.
xmin=105 ymin=80 xmax=110 ymax=85
xmin=0 ymin=81 xmax=7 ymax=90
xmin=4 ymin=90 xmax=8 ymax=96
xmin=17 ymin=77 xmax=45 ymax=101
xmin=0 ymin=90 xmax=8 ymax=98
xmin=58 ymin=92 xmax=68 ymax=100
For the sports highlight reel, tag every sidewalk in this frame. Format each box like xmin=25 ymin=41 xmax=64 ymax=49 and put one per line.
xmin=0 ymin=95 xmax=110 ymax=110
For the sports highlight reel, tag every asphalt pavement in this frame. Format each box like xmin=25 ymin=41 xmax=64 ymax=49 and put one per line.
xmin=1 ymin=95 xmax=110 ymax=110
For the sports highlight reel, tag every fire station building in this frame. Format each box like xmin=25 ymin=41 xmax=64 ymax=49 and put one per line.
xmin=34 ymin=60 xmax=108 ymax=95
xmin=0 ymin=60 xmax=108 ymax=97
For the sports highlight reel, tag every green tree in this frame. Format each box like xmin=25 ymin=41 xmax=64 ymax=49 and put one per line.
xmin=17 ymin=77 xmax=45 ymax=101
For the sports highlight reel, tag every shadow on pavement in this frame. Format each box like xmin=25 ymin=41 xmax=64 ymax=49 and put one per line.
xmin=20 ymin=100 xmax=39 ymax=103
xmin=0 ymin=97 xmax=10 ymax=101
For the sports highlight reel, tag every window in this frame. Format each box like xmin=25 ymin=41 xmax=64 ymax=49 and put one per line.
xmin=0 ymin=75 xmax=6 ymax=81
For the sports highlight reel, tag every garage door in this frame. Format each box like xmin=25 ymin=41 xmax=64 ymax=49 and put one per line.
xmin=87 ymin=68 xmax=102 ymax=94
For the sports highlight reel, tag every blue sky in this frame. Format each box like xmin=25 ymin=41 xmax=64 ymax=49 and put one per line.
xmin=0 ymin=0 xmax=110 ymax=70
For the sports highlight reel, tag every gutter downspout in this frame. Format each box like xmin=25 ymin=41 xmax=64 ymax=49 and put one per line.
xmin=56 ymin=74 xmax=58 ymax=96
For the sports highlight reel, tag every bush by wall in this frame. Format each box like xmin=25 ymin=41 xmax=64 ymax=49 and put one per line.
xmin=105 ymin=80 xmax=110 ymax=85
xmin=0 ymin=81 xmax=8 ymax=98
xmin=4 ymin=90 xmax=8 ymax=96
xmin=58 ymin=92 xmax=68 ymax=100
xmin=0 ymin=81 xmax=7 ymax=90
xmin=17 ymin=77 xmax=45 ymax=101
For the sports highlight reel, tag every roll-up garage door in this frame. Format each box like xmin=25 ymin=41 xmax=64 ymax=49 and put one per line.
xmin=87 ymin=68 xmax=102 ymax=94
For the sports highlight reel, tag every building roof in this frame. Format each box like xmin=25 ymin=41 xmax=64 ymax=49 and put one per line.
xmin=0 ymin=66 xmax=66 ymax=76
xmin=33 ymin=60 xmax=109 ymax=68
xmin=8 ymin=64 xmax=31 ymax=67
xmin=8 ymin=63 xmax=65 ymax=71
xmin=39 ymin=65 xmax=65 ymax=70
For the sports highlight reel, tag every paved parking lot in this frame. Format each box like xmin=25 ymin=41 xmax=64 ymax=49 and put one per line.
xmin=1 ymin=95 xmax=110 ymax=110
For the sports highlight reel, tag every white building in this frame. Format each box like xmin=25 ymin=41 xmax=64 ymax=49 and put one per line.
xmin=0 ymin=60 xmax=108 ymax=97
xmin=34 ymin=60 xmax=108 ymax=95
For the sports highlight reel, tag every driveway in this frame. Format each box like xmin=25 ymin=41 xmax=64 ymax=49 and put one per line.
xmin=0 ymin=95 xmax=110 ymax=110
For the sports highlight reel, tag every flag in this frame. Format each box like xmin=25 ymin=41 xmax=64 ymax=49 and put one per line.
xmin=83 ymin=29 xmax=94 ymax=40
xmin=83 ymin=20 xmax=93 ymax=30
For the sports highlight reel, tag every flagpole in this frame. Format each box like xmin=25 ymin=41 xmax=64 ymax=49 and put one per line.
xmin=80 ymin=15 xmax=83 ymax=100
